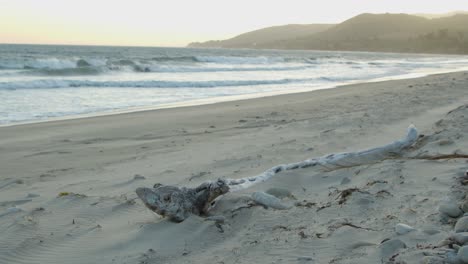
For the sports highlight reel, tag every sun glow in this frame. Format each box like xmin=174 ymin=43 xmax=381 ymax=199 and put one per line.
xmin=1 ymin=0 xmax=468 ymax=47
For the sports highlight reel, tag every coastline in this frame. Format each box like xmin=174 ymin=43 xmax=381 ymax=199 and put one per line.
xmin=0 ymin=70 xmax=467 ymax=263
xmin=2 ymin=66 xmax=468 ymax=128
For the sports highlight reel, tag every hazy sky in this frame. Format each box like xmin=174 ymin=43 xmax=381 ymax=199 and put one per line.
xmin=1 ymin=0 xmax=468 ymax=47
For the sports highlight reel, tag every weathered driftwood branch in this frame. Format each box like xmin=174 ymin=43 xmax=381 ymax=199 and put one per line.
xmin=408 ymin=153 xmax=468 ymax=160
xmin=136 ymin=180 xmax=229 ymax=222
xmin=136 ymin=125 xmax=418 ymax=222
xmin=226 ymin=125 xmax=418 ymax=191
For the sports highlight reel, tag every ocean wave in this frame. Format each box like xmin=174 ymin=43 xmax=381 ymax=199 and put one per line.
xmin=36 ymin=67 xmax=103 ymax=76
xmin=1 ymin=64 xmax=313 ymax=76
xmin=3 ymin=53 xmax=466 ymax=74
xmin=0 ymin=70 xmax=29 ymax=77
xmin=0 ymin=57 xmax=106 ymax=71
xmin=153 ymin=55 xmax=324 ymax=65
xmin=0 ymin=57 xmax=314 ymax=76
xmin=0 ymin=55 xmax=290 ymax=71
xmin=25 ymin=58 xmax=78 ymax=69
xmin=142 ymin=65 xmax=313 ymax=73
xmin=4 ymin=54 xmax=458 ymax=77
xmin=194 ymin=55 xmax=284 ymax=64
xmin=0 ymin=78 xmax=316 ymax=90
xmin=151 ymin=56 xmax=198 ymax=62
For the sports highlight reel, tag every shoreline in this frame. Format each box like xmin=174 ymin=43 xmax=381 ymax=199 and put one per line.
xmin=0 ymin=69 xmax=467 ymax=263
xmin=4 ymin=43 xmax=468 ymax=56
xmin=2 ymin=66 xmax=468 ymax=128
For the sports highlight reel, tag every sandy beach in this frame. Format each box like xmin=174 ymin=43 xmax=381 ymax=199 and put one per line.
xmin=0 ymin=71 xmax=467 ymax=263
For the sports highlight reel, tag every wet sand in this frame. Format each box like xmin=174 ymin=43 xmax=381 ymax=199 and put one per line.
xmin=0 ymin=71 xmax=467 ymax=263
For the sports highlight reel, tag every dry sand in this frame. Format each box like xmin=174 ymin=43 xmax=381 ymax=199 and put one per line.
xmin=0 ymin=71 xmax=467 ymax=264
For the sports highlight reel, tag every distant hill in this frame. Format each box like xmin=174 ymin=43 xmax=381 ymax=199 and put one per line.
xmin=187 ymin=24 xmax=334 ymax=49
xmin=188 ymin=12 xmax=468 ymax=54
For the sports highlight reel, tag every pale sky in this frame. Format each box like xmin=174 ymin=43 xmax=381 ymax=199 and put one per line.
xmin=1 ymin=0 xmax=468 ymax=47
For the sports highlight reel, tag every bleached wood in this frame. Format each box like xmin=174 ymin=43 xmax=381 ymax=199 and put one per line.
xmin=226 ymin=125 xmax=418 ymax=191
xmin=136 ymin=125 xmax=418 ymax=222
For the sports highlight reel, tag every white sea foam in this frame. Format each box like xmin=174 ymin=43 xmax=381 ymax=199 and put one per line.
xmin=0 ymin=77 xmax=316 ymax=89
xmin=0 ymin=56 xmax=310 ymax=75
xmin=144 ymin=65 xmax=313 ymax=73
xmin=26 ymin=58 xmax=78 ymax=69
xmin=194 ymin=55 xmax=284 ymax=64
xmin=0 ymin=57 xmax=82 ymax=70
xmin=1 ymin=45 xmax=468 ymax=124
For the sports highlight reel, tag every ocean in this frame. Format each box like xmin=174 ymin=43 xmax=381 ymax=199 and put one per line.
xmin=1 ymin=44 xmax=468 ymax=125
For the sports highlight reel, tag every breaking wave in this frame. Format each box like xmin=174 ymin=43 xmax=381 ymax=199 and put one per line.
xmin=2 ymin=44 xmax=468 ymax=125
xmin=0 ymin=55 xmax=321 ymax=76
xmin=0 ymin=77 xmax=317 ymax=90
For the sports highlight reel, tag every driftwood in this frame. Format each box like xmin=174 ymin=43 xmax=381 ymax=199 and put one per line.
xmin=409 ymin=153 xmax=468 ymax=160
xmin=136 ymin=181 xmax=229 ymax=222
xmin=136 ymin=125 xmax=418 ymax=222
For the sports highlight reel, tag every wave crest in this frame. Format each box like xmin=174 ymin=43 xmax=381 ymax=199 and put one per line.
xmin=0 ymin=78 xmax=315 ymax=90
xmin=0 ymin=55 xmax=319 ymax=76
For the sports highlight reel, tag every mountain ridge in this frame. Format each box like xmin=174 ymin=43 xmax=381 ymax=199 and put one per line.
xmin=188 ymin=24 xmax=334 ymax=49
xmin=188 ymin=12 xmax=468 ymax=54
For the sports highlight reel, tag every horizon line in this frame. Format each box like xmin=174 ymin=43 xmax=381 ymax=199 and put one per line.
xmin=2 ymin=11 xmax=468 ymax=48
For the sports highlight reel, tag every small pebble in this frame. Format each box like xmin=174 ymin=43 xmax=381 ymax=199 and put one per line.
xmin=395 ymin=223 xmax=416 ymax=235
xmin=379 ymin=239 xmax=406 ymax=258
xmin=452 ymin=232 xmax=468 ymax=244
xmin=436 ymin=238 xmax=453 ymax=248
xmin=447 ymin=251 xmax=461 ymax=264
xmin=455 ymin=217 xmax=468 ymax=233
xmin=438 ymin=139 xmax=454 ymax=146
xmin=439 ymin=202 xmax=463 ymax=218
xmin=133 ymin=174 xmax=146 ymax=180
xmin=422 ymin=228 xmax=440 ymax=235
xmin=458 ymin=246 xmax=468 ymax=263
xmin=440 ymin=214 xmax=453 ymax=225
xmin=350 ymin=241 xmax=375 ymax=249
xmin=252 ymin=192 xmax=292 ymax=210
xmin=421 ymin=256 xmax=445 ymax=264
xmin=461 ymin=200 xmax=468 ymax=213
xmin=340 ymin=177 xmax=351 ymax=185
